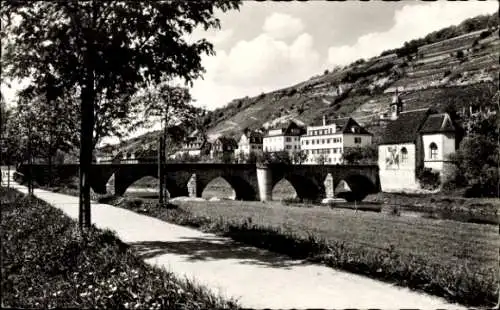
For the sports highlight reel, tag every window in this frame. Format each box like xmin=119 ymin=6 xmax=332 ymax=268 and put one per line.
xmin=429 ymin=143 xmax=438 ymax=159
xmin=322 ymin=139 xmax=325 ymax=144
xmin=333 ymin=148 xmax=337 ymax=154
xmin=312 ymin=140 xmax=315 ymax=145
xmin=327 ymin=139 xmax=331 ymax=143
xmin=354 ymin=137 xmax=362 ymax=144
xmin=401 ymin=147 xmax=408 ymax=163
xmin=306 ymin=140 xmax=309 ymax=145
xmin=286 ymin=137 xmax=292 ymax=142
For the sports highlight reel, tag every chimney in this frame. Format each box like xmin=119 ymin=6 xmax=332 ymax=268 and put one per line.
xmin=322 ymin=115 xmax=326 ymax=126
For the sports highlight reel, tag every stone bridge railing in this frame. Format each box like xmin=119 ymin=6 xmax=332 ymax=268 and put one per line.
xmin=16 ymin=163 xmax=380 ymax=202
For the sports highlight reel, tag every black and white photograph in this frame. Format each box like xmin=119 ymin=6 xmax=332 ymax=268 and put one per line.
xmin=1 ymin=0 xmax=499 ymax=308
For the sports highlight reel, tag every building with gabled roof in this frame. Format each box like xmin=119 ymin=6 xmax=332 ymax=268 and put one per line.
xmin=378 ymin=92 xmax=460 ymax=191
xmin=210 ymin=136 xmax=238 ymax=160
xmin=236 ymin=129 xmax=264 ymax=159
xmin=263 ymin=120 xmax=306 ymax=156
xmin=301 ymin=116 xmax=373 ymax=164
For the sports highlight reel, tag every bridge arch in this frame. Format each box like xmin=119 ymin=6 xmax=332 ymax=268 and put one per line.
xmin=335 ymin=174 xmax=377 ymax=202
xmin=197 ymin=173 xmax=258 ymax=201
xmin=272 ymin=174 xmax=324 ymax=202
xmin=201 ymin=177 xmax=235 ymax=200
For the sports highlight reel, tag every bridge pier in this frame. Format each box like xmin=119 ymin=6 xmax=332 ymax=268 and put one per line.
xmin=187 ymin=173 xmax=197 ymax=198
xmin=324 ymin=173 xmax=335 ymax=199
xmin=256 ymin=166 xmax=273 ymax=201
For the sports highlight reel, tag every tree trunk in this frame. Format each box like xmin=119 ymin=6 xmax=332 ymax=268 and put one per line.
xmin=163 ymin=122 xmax=168 ymax=203
xmin=79 ymin=81 xmax=95 ymax=229
xmin=158 ymin=136 xmax=164 ymax=205
xmin=27 ymin=116 xmax=33 ymax=195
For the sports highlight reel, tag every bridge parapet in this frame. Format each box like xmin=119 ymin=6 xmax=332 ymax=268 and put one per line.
xmin=16 ymin=163 xmax=379 ymax=202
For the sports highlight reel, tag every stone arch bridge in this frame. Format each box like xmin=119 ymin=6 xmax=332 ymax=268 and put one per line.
xmin=15 ymin=163 xmax=380 ymax=202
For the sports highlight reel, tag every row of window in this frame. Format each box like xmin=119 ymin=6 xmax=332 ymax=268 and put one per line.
xmin=302 ymin=137 xmax=343 ymax=145
xmin=306 ymin=157 xmax=342 ymax=163
xmin=308 ymin=128 xmax=336 ymax=136
xmin=305 ymin=148 xmax=343 ymax=155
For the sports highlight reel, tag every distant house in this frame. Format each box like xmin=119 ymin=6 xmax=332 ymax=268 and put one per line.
xmin=263 ymin=120 xmax=306 ymax=156
xmin=175 ymin=130 xmax=208 ymax=158
xmin=301 ymin=116 xmax=373 ymax=164
xmin=236 ymin=129 xmax=264 ymax=158
xmin=210 ymin=136 xmax=238 ymax=159
xmin=378 ymin=92 xmax=459 ymax=191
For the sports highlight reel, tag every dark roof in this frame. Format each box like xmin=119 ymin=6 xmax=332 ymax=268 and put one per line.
xmin=419 ymin=113 xmax=456 ymax=134
xmin=265 ymin=120 xmax=306 ymax=137
xmin=215 ymin=136 xmax=238 ymax=148
xmin=247 ymin=131 xmax=263 ymax=143
xmin=379 ymin=108 xmax=431 ymax=145
xmin=339 ymin=118 xmax=372 ymax=135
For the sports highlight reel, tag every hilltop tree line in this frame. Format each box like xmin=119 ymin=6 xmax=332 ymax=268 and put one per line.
xmin=380 ymin=10 xmax=498 ymax=58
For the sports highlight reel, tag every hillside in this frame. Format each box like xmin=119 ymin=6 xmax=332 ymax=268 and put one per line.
xmin=107 ymin=12 xmax=499 ymax=155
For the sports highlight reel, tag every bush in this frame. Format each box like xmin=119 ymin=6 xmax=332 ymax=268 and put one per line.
xmin=417 ymin=168 xmax=441 ymax=190
xmin=0 ymin=188 xmax=238 ymax=309
xmin=479 ymin=30 xmax=491 ymax=39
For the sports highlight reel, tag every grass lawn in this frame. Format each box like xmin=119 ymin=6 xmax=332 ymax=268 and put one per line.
xmin=0 ymin=187 xmax=239 ymax=309
xmin=40 ymin=181 xmax=499 ymax=306
xmin=174 ymin=200 xmax=498 ymax=277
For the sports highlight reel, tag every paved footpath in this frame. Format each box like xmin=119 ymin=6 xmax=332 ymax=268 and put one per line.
xmin=7 ymin=180 xmax=465 ymax=309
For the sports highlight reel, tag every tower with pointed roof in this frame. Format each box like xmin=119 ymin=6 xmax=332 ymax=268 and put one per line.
xmin=390 ymin=89 xmax=403 ymax=120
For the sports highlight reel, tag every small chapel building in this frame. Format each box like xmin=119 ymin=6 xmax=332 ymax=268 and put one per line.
xmin=378 ymin=91 xmax=459 ymax=191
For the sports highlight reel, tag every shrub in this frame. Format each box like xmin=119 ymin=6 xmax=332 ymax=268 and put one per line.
xmin=479 ymin=30 xmax=491 ymax=39
xmin=417 ymin=168 xmax=441 ymax=190
xmin=0 ymin=188 xmax=238 ymax=309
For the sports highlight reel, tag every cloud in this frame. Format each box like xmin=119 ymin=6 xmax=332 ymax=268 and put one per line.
xmin=204 ymin=29 xmax=234 ymax=45
xmin=327 ymin=1 xmax=498 ymax=66
xmin=190 ymin=31 xmax=322 ymax=109
xmin=262 ymin=12 xmax=305 ymax=40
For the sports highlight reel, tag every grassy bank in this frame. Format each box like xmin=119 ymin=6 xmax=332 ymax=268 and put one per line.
xmin=0 ymin=187 xmax=239 ymax=309
xmin=106 ymin=196 xmax=497 ymax=307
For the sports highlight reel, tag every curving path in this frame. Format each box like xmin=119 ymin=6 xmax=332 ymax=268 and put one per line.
xmin=8 ymin=179 xmax=465 ymax=309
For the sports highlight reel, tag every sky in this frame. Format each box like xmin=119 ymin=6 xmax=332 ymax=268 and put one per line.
xmin=1 ymin=0 xmax=497 ymax=145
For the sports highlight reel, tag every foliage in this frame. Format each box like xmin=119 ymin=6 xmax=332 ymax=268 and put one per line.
xmin=341 ymin=62 xmax=393 ymax=83
xmin=292 ymin=150 xmax=307 ymax=164
xmin=1 ymin=0 xmax=242 ymax=227
xmin=128 ymin=80 xmax=198 ymax=135
xmin=258 ymin=151 xmax=293 ymax=165
xmin=315 ymin=154 xmax=326 ymax=165
xmin=416 ymin=168 xmax=441 ymax=191
xmin=0 ymin=188 xmax=239 ymax=309
xmin=342 ymin=145 xmax=378 ymax=165
xmin=453 ymin=133 xmax=499 ymax=197
xmin=111 ymin=197 xmax=498 ymax=307
xmin=379 ymin=11 xmax=498 ymax=58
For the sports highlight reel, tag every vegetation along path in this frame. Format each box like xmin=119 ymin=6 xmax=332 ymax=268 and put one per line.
xmin=10 ymin=182 xmax=465 ymax=309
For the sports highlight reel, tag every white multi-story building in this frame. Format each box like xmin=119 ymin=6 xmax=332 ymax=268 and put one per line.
xmin=263 ymin=121 xmax=306 ymax=156
xmin=236 ymin=130 xmax=264 ymax=157
xmin=301 ymin=116 xmax=373 ymax=164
